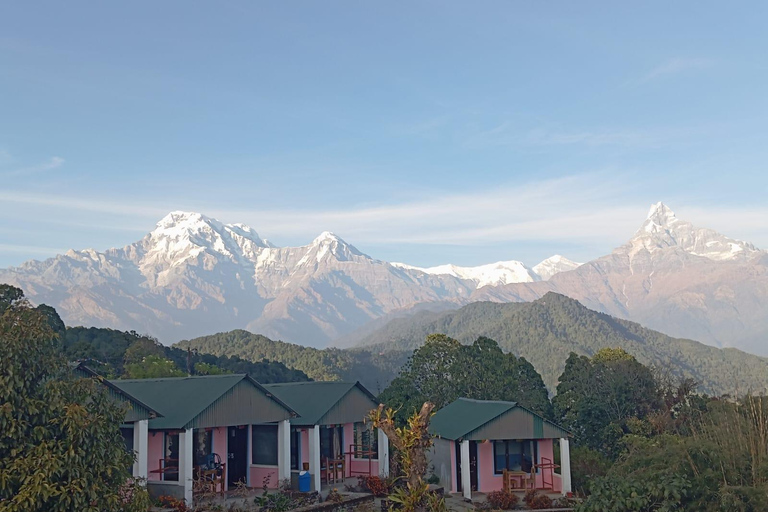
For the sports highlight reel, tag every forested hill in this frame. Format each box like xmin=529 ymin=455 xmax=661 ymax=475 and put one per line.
xmin=352 ymin=292 xmax=768 ymax=395
xmin=62 ymin=326 xmax=309 ymax=383
xmin=175 ymin=330 xmax=409 ymax=394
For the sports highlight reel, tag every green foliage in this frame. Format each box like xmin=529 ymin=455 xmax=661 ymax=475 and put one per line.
xmin=60 ymin=326 xmax=309 ymax=382
xmin=194 ymin=362 xmax=231 ymax=375
xmin=353 ymin=292 xmax=768 ymax=396
xmin=0 ymin=289 xmax=140 ymax=512
xmin=553 ymin=349 xmax=659 ymax=457
xmin=380 ymin=335 xmax=552 ymax=424
xmin=123 ymin=354 xmax=186 ymax=378
xmin=575 ymin=398 xmax=768 ymax=512
xmin=176 ymin=329 xmax=406 ymax=392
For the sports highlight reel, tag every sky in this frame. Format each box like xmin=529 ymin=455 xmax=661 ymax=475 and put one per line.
xmin=1 ymin=1 xmax=767 ymax=268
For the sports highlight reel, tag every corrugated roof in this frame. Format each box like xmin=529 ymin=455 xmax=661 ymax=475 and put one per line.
xmin=110 ymin=374 xmax=295 ymax=430
xmin=71 ymin=362 xmax=161 ymax=422
xmin=264 ymin=381 xmax=377 ymax=426
xmin=430 ymin=398 xmax=518 ymax=440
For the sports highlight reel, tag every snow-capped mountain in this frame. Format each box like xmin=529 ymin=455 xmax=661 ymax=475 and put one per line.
xmin=532 ymin=255 xmax=582 ymax=281
xmin=393 ymin=260 xmax=540 ymax=288
xmin=1 ymin=203 xmax=766 ymax=354
xmin=472 ymin=202 xmax=768 ymax=355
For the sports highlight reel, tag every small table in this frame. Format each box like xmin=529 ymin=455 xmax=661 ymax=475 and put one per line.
xmin=327 ymin=458 xmax=346 ymax=483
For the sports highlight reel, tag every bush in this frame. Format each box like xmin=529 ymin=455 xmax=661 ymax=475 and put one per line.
xmin=523 ymin=490 xmax=552 ymax=510
xmin=358 ymin=475 xmax=390 ymax=496
xmin=486 ymin=489 xmax=519 ymax=510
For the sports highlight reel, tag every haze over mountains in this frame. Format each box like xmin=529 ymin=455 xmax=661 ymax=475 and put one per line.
xmin=1 ymin=203 xmax=766 ymax=355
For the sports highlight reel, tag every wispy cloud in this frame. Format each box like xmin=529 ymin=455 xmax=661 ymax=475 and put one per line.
xmin=0 ymin=156 xmax=65 ymax=178
xmin=638 ymin=58 xmax=714 ymax=83
xmin=2 ymin=174 xmax=766 ymax=265
xmin=461 ymin=123 xmax=703 ymax=150
xmin=0 ymin=243 xmax=68 ymax=255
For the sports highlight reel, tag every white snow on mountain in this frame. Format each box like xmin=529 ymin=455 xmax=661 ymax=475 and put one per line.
xmin=622 ymin=202 xmax=761 ymax=261
xmin=392 ymin=260 xmax=540 ymax=288
xmin=532 ymin=255 xmax=582 ymax=281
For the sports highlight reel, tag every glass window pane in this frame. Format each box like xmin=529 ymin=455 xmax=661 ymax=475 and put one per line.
xmin=252 ymin=425 xmax=278 ymax=466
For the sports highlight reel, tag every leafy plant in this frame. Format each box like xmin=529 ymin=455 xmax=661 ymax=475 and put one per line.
xmin=0 ymin=285 xmax=138 ymax=512
xmin=523 ymin=490 xmax=553 ymax=510
xmin=485 ymin=489 xmax=519 ymax=509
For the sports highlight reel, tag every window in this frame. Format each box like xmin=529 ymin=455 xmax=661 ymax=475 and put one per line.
xmin=194 ymin=429 xmax=213 ymax=467
xmin=164 ymin=432 xmax=179 ymax=481
xmin=252 ymin=425 xmax=278 ymax=466
xmin=352 ymin=422 xmax=378 ymax=459
xmin=493 ymin=440 xmax=537 ymax=474
xmin=290 ymin=427 xmax=301 ymax=471
xmin=320 ymin=425 xmax=344 ymax=459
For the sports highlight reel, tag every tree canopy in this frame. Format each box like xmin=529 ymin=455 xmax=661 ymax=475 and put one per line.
xmin=380 ymin=334 xmax=552 ymax=424
xmin=0 ymin=285 xmax=146 ymax=511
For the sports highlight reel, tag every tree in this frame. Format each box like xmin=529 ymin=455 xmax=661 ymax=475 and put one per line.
xmin=553 ymin=349 xmax=659 ymax=457
xmin=380 ymin=335 xmax=552 ymax=424
xmin=123 ymin=355 xmax=185 ymax=379
xmin=0 ymin=287 xmax=145 ymax=511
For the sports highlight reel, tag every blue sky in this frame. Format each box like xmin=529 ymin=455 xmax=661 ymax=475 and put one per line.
xmin=1 ymin=1 xmax=767 ymax=268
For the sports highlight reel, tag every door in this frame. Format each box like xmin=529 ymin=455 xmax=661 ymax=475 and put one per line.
xmin=455 ymin=441 xmax=478 ymax=493
xmin=227 ymin=426 xmax=248 ymax=487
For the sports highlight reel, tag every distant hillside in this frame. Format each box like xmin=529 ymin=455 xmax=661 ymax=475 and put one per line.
xmin=62 ymin=326 xmax=309 ymax=383
xmin=175 ymin=330 xmax=409 ymax=394
xmin=353 ymin=292 xmax=768 ymax=395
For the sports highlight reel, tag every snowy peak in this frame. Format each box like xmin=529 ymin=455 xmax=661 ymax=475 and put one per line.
xmin=624 ymin=202 xmax=761 ymax=261
xmin=533 ymin=255 xmax=582 ymax=281
xmin=143 ymin=211 xmax=273 ymax=267
xmin=397 ymin=260 xmax=539 ymax=288
xmin=300 ymin=231 xmax=365 ymax=264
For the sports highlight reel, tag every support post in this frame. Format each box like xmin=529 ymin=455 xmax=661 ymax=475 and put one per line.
xmin=133 ymin=420 xmax=149 ymax=481
xmin=179 ymin=428 xmax=194 ymax=506
xmin=278 ymin=420 xmax=291 ymax=483
xmin=308 ymin=426 xmax=321 ymax=492
xmin=247 ymin=425 xmax=253 ymax=487
xmin=559 ymin=438 xmax=572 ymax=495
xmin=377 ymin=429 xmax=389 ymax=477
xmin=460 ymin=440 xmax=471 ymax=501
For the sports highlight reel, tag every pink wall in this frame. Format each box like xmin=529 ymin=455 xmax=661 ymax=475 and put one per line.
xmin=477 ymin=441 xmax=502 ymax=493
xmin=473 ymin=439 xmax=561 ymax=494
xmin=250 ymin=466 xmax=279 ymax=489
xmin=147 ymin=431 xmax=164 ymax=481
xmin=212 ymin=427 xmax=228 ymax=490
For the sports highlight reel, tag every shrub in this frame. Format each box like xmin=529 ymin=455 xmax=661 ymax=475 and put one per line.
xmin=523 ymin=490 xmax=552 ymax=510
xmin=486 ymin=489 xmax=519 ymax=510
xmin=359 ymin=475 xmax=390 ymax=496
xmin=158 ymin=495 xmax=190 ymax=512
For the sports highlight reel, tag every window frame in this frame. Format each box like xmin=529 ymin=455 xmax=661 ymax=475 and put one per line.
xmin=251 ymin=424 xmax=279 ymax=467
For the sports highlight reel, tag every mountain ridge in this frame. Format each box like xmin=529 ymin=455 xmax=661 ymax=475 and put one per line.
xmin=2 ymin=203 xmax=766 ymax=354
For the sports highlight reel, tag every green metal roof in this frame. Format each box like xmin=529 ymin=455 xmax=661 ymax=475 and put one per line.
xmin=430 ymin=398 xmax=572 ymax=441
xmin=430 ymin=398 xmax=517 ymax=440
xmin=110 ymin=374 xmax=296 ymax=430
xmin=71 ymin=362 xmax=161 ymax=422
xmin=264 ymin=381 xmax=378 ymax=426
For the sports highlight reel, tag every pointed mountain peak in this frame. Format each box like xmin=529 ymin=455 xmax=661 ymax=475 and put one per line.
xmin=646 ymin=202 xmax=677 ymax=225
xmin=533 ymin=255 xmax=582 ymax=281
xmin=312 ymin=231 xmax=343 ymax=244
xmin=624 ymin=203 xmax=762 ymax=261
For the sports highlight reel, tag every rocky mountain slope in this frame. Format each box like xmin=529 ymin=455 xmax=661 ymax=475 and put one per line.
xmin=471 ymin=203 xmax=768 ymax=354
xmin=2 ymin=203 xmax=766 ymax=354
xmin=180 ymin=293 xmax=768 ymax=395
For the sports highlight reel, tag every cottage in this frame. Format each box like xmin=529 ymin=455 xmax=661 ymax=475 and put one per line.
xmin=110 ymin=374 xmax=297 ymax=504
xmin=73 ymin=363 xmax=161 ymax=482
xmin=428 ymin=398 xmax=572 ymax=500
xmin=264 ymin=382 xmax=389 ymax=492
